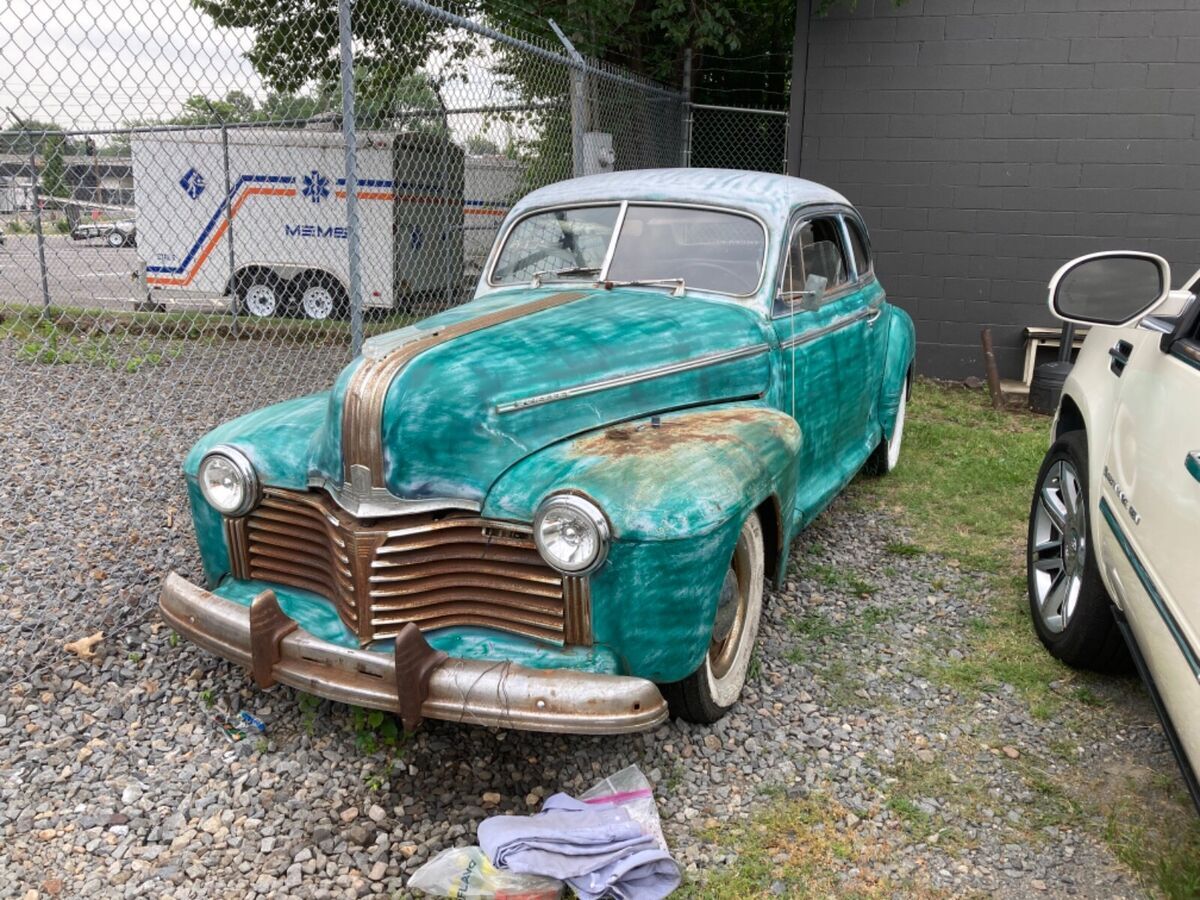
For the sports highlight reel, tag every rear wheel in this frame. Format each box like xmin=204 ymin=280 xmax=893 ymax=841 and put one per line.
xmin=660 ymin=514 xmax=765 ymax=724
xmin=106 ymin=229 xmax=125 ymax=248
xmin=1027 ymin=430 xmax=1129 ymax=672
xmin=296 ymin=273 xmax=347 ymax=321
xmin=866 ymin=378 xmax=908 ymax=475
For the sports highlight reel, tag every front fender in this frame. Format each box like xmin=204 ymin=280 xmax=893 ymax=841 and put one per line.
xmin=483 ymin=403 xmax=802 ymax=681
xmin=878 ymin=305 xmax=916 ymax=440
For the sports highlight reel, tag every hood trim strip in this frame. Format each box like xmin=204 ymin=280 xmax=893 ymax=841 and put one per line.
xmin=495 ymin=342 xmax=772 ymax=414
xmin=342 ymin=291 xmax=590 ymax=487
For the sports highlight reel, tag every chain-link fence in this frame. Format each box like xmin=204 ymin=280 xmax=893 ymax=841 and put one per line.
xmin=0 ymin=0 xmax=783 ymax=683
xmin=684 ymin=103 xmax=788 ymax=175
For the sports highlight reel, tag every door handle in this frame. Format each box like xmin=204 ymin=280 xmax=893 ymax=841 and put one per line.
xmin=865 ymin=306 xmax=884 ymax=326
xmin=1109 ymin=340 xmax=1133 ymax=376
xmin=1187 ymin=451 xmax=1200 ymax=484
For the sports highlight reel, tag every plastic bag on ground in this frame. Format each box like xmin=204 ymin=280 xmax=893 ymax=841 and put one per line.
xmin=407 ymin=845 xmax=564 ymax=899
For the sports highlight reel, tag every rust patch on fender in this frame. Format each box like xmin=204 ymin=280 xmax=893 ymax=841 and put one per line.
xmin=573 ymin=408 xmax=778 ymax=460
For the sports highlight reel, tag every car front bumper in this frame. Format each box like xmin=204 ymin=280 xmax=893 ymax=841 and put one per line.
xmin=159 ymin=572 xmax=668 ymax=734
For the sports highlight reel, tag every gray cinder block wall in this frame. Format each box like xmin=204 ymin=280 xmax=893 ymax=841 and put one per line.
xmin=798 ymin=0 xmax=1200 ymax=380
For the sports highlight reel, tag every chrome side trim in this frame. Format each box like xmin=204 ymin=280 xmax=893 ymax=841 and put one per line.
xmin=159 ymin=572 xmax=667 ymax=734
xmin=781 ymin=303 xmax=881 ymax=350
xmin=310 ymin=468 xmax=481 ymax=518
xmin=495 ymin=342 xmax=772 ymax=414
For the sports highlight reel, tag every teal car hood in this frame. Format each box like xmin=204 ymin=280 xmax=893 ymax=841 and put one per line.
xmin=308 ymin=286 xmax=772 ymax=505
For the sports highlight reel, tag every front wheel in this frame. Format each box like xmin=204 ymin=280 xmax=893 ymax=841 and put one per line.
xmin=660 ymin=513 xmax=765 ymax=724
xmin=237 ymin=277 xmax=282 ymax=318
xmin=1026 ymin=430 xmax=1128 ymax=672
xmin=106 ymin=229 xmax=126 ymax=248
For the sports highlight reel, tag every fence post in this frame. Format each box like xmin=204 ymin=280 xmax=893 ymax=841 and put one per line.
xmin=28 ymin=142 xmax=51 ymax=311
xmin=548 ymin=19 xmax=587 ymax=177
xmin=219 ymin=119 xmax=239 ymax=337
xmin=680 ymin=48 xmax=692 ymax=167
xmin=338 ymin=0 xmax=365 ymax=356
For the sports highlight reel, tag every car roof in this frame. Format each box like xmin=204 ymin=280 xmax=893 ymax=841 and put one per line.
xmin=507 ymin=168 xmax=852 ymax=226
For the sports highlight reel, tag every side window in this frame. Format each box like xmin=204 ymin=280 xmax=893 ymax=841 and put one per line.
xmin=778 ymin=216 xmax=849 ymax=312
xmin=843 ymin=216 xmax=871 ymax=280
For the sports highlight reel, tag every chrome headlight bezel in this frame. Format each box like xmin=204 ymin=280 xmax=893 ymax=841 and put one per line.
xmin=532 ymin=493 xmax=610 ymax=575
xmin=197 ymin=444 xmax=260 ymax=518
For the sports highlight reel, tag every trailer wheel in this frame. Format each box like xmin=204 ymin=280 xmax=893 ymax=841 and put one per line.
xmin=297 ymin=273 xmax=348 ymax=321
xmin=236 ymin=275 xmax=282 ymax=318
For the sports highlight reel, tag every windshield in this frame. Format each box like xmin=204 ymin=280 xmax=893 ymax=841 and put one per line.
xmin=490 ymin=205 xmax=619 ymax=284
xmin=490 ymin=203 xmax=766 ymax=296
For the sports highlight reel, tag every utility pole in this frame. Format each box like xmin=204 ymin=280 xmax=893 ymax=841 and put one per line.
xmin=786 ymin=0 xmax=813 ymax=178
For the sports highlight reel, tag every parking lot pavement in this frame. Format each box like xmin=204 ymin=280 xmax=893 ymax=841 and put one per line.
xmin=0 ymin=338 xmax=1165 ymax=898
xmin=0 ymin=234 xmax=226 ymax=313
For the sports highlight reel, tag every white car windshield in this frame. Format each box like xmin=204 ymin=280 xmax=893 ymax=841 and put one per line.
xmin=491 ymin=203 xmax=766 ymax=296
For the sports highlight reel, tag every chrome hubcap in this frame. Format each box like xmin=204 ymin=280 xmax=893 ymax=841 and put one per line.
xmin=302 ymin=285 xmax=334 ymax=320
xmin=709 ymin=532 xmax=750 ymax=679
xmin=1031 ymin=459 xmax=1086 ymax=634
xmin=243 ymin=284 xmax=276 ymax=317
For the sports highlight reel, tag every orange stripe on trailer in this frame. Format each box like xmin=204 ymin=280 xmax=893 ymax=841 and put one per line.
xmin=146 ymin=187 xmax=295 ymax=287
xmin=334 ymin=190 xmax=395 ymax=200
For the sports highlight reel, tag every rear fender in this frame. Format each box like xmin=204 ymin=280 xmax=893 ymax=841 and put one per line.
xmin=878 ymin=306 xmax=916 ymax=440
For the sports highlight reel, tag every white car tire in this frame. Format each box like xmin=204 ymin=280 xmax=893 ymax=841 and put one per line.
xmin=661 ymin=513 xmax=765 ymax=724
xmin=867 ymin=378 xmax=908 ymax=475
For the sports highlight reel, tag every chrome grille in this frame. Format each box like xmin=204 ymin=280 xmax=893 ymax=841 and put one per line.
xmin=229 ymin=488 xmax=586 ymax=646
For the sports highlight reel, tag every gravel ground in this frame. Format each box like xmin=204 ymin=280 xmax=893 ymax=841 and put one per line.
xmin=0 ymin=342 xmax=1173 ymax=898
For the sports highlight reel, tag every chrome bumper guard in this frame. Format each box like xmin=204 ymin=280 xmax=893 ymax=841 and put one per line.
xmin=159 ymin=572 xmax=668 ymax=734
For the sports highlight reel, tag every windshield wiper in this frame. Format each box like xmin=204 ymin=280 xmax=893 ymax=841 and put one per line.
xmin=602 ymin=277 xmax=686 ymax=297
xmin=530 ymin=266 xmax=600 ymax=287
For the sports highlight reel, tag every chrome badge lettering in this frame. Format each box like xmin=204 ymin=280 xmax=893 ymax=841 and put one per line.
xmin=1103 ymin=465 xmax=1142 ymax=525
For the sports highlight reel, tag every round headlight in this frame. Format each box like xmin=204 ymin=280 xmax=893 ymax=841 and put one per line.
xmin=198 ymin=445 xmax=259 ymax=517
xmin=533 ymin=494 xmax=610 ymax=575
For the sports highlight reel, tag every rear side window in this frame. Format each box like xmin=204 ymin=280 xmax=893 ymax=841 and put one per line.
xmin=844 ymin=217 xmax=871 ymax=279
xmin=779 ymin=216 xmax=849 ymax=308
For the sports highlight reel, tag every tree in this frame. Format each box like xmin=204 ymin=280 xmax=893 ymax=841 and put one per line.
xmin=39 ymin=133 xmax=69 ymax=200
xmin=465 ymin=135 xmax=501 ymax=156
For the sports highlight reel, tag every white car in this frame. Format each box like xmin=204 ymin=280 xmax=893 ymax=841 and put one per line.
xmin=1027 ymin=251 xmax=1200 ymax=810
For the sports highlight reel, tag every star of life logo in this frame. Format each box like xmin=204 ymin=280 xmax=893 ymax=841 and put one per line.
xmin=302 ymin=170 xmax=331 ymax=204
xmin=179 ymin=167 xmax=205 ymax=200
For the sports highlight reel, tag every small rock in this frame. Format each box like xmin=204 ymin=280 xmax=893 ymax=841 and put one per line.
xmin=340 ymin=806 xmax=360 ymax=824
xmin=1002 ymin=746 xmax=1020 ymax=759
xmin=367 ymin=804 xmax=386 ymax=823
xmin=482 ymin=792 xmax=502 ymax=807
xmin=368 ymin=861 xmax=387 ymax=881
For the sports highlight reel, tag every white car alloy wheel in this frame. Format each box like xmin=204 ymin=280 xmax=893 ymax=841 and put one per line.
xmin=300 ymin=284 xmax=336 ymax=320
xmin=106 ymin=230 xmax=125 ymax=248
xmin=242 ymin=283 xmax=278 ymax=318
xmin=886 ymin=380 xmax=908 ymax=471
xmin=703 ymin=514 xmax=765 ymax=708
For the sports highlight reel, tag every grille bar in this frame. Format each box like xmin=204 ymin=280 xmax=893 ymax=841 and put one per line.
xmin=229 ymin=487 xmax=584 ymax=646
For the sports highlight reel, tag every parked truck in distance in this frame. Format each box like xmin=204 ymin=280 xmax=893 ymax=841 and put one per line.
xmin=131 ymin=128 xmax=517 ymax=320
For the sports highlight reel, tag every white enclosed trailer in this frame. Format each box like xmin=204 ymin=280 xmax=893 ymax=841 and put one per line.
xmin=131 ymin=128 xmax=468 ymax=318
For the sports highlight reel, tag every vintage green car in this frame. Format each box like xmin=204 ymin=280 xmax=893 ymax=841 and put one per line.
xmin=160 ymin=169 xmax=915 ymax=734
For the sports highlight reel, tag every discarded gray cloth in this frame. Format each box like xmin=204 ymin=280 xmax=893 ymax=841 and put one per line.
xmin=478 ymin=792 xmax=680 ymax=900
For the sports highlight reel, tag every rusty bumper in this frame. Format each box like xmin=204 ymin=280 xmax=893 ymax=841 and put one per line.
xmin=159 ymin=572 xmax=668 ymax=734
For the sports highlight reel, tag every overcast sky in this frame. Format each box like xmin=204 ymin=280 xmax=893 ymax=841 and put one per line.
xmin=1 ymin=0 xmax=266 ymax=134
xmin=0 ymin=0 xmax=533 ymax=149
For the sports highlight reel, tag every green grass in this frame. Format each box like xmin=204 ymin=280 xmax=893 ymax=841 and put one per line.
xmin=0 ymin=304 xmax=419 ymax=369
xmin=849 ymin=380 xmax=1200 ymax=897
xmin=702 ymin=380 xmax=1200 ymax=897
xmin=678 ymin=795 xmax=939 ymax=899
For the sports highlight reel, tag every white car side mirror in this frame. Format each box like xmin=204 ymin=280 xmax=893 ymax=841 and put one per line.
xmin=1048 ymin=251 xmax=1171 ymax=327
